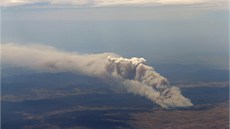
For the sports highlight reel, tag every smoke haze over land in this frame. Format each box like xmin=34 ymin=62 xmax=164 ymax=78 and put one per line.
xmin=1 ymin=43 xmax=193 ymax=108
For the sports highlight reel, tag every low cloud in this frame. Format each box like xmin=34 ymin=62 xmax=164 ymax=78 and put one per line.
xmin=1 ymin=0 xmax=226 ymax=7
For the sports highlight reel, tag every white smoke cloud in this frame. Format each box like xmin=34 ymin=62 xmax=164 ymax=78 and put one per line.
xmin=1 ymin=43 xmax=118 ymax=77
xmin=1 ymin=43 xmax=193 ymax=108
xmin=106 ymin=56 xmax=193 ymax=108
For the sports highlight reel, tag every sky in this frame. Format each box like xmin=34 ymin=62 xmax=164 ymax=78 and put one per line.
xmin=1 ymin=0 xmax=229 ymax=69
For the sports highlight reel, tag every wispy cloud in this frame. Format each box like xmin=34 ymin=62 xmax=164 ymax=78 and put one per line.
xmin=1 ymin=0 xmax=227 ymax=7
xmin=1 ymin=0 xmax=87 ymax=7
xmin=93 ymin=0 xmax=205 ymax=6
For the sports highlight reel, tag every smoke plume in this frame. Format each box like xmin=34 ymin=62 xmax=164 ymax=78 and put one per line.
xmin=1 ymin=43 xmax=193 ymax=108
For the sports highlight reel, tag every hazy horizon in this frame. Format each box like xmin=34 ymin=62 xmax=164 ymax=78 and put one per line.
xmin=1 ymin=0 xmax=229 ymax=70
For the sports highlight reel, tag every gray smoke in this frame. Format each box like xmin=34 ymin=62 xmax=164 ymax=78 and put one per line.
xmin=1 ymin=43 xmax=193 ymax=108
xmin=106 ymin=56 xmax=193 ymax=108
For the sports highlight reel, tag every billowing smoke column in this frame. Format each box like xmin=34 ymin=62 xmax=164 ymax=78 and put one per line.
xmin=1 ymin=43 xmax=193 ymax=108
xmin=106 ymin=56 xmax=193 ymax=108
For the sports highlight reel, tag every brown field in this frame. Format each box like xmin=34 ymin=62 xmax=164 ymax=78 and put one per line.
xmin=129 ymin=102 xmax=229 ymax=129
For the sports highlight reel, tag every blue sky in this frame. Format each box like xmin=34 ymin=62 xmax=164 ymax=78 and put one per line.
xmin=1 ymin=0 xmax=229 ymax=69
